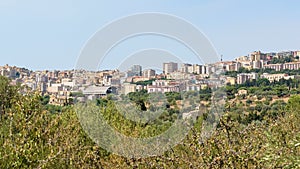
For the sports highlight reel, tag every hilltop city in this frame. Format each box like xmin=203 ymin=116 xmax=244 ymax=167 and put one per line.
xmin=1 ymin=50 xmax=300 ymax=106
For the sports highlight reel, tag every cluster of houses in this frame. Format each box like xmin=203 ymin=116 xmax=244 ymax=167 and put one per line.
xmin=1 ymin=50 xmax=300 ymax=105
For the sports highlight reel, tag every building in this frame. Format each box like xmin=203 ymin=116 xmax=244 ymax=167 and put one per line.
xmin=260 ymin=73 xmax=297 ymax=82
xmin=237 ymin=73 xmax=258 ymax=84
xmin=61 ymin=78 xmax=75 ymax=87
xmin=263 ymin=62 xmax=300 ymax=71
xmin=293 ymin=51 xmax=300 ymax=58
xmin=142 ymin=69 xmax=156 ymax=78
xmin=163 ymin=62 xmax=178 ymax=74
xmin=122 ymin=83 xmax=137 ymax=95
xmin=250 ymin=51 xmax=267 ymax=61
xmin=127 ymin=65 xmax=142 ymax=77
xmin=147 ymin=84 xmax=180 ymax=93
xmin=49 ymin=95 xmax=68 ymax=106
xmin=235 ymin=56 xmax=250 ymax=62
xmin=167 ymin=71 xmax=192 ymax=80
xmin=215 ymin=61 xmax=241 ymax=72
xmin=185 ymin=83 xmax=207 ymax=91
xmin=264 ymin=63 xmax=283 ymax=71
xmin=132 ymin=77 xmax=150 ymax=83
xmin=226 ymin=77 xmax=236 ymax=85
xmin=180 ymin=63 xmax=206 ymax=74
xmin=238 ymin=61 xmax=252 ymax=70
xmin=193 ymin=64 xmax=205 ymax=74
xmin=147 ymin=80 xmax=181 ymax=93
xmin=276 ymin=51 xmax=294 ymax=58
xmin=237 ymin=89 xmax=248 ymax=96
xmin=82 ymin=86 xmax=116 ymax=100
xmin=252 ymin=60 xmax=264 ymax=69
xmin=39 ymin=82 xmax=47 ymax=94
xmin=47 ymin=84 xmax=63 ymax=93
xmin=180 ymin=63 xmax=191 ymax=73
xmin=283 ymin=62 xmax=300 ymax=70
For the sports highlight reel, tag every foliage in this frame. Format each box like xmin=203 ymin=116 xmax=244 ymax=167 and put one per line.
xmin=128 ymin=89 xmax=149 ymax=111
xmin=0 ymin=75 xmax=299 ymax=168
xmin=40 ymin=95 xmax=50 ymax=105
xmin=69 ymin=92 xmax=85 ymax=97
xmin=133 ymin=79 xmax=155 ymax=86
xmin=269 ymin=55 xmax=294 ymax=64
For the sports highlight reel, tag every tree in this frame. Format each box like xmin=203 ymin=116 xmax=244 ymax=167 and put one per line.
xmin=287 ymin=95 xmax=300 ymax=111
xmin=0 ymin=76 xmax=20 ymax=115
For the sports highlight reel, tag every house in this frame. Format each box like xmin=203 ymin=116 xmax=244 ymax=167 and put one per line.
xmin=237 ymin=89 xmax=248 ymax=96
xmin=82 ymin=86 xmax=116 ymax=100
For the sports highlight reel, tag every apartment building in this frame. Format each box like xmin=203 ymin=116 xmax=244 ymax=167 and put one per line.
xmin=163 ymin=62 xmax=178 ymax=74
xmin=142 ymin=69 xmax=156 ymax=78
xmin=237 ymin=73 xmax=258 ymax=84
xmin=260 ymin=73 xmax=297 ymax=82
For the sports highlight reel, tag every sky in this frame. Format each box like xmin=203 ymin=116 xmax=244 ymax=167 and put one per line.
xmin=0 ymin=0 xmax=299 ymax=71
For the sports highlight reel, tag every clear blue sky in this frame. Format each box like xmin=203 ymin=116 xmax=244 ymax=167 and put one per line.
xmin=0 ymin=0 xmax=299 ymax=70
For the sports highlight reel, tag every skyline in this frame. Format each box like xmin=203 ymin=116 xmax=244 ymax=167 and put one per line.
xmin=1 ymin=0 xmax=300 ymax=70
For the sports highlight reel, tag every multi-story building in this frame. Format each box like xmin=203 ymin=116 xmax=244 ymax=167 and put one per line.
xmin=180 ymin=63 xmax=192 ymax=73
xmin=237 ymin=73 xmax=258 ymax=84
xmin=260 ymin=73 xmax=298 ymax=82
xmin=147 ymin=80 xmax=180 ymax=93
xmin=239 ymin=61 xmax=252 ymax=70
xmin=122 ymin=83 xmax=137 ymax=95
xmin=180 ymin=63 xmax=206 ymax=74
xmin=276 ymin=51 xmax=294 ymax=58
xmin=82 ymin=86 xmax=116 ymax=100
xmin=264 ymin=62 xmax=300 ymax=71
xmin=250 ymin=51 xmax=267 ymax=61
xmin=283 ymin=62 xmax=300 ymax=70
xmin=216 ymin=61 xmax=241 ymax=72
xmin=167 ymin=71 xmax=192 ymax=80
xmin=252 ymin=60 xmax=264 ymax=69
xmin=235 ymin=56 xmax=250 ymax=62
xmin=226 ymin=77 xmax=236 ymax=85
xmin=264 ymin=63 xmax=283 ymax=71
xmin=163 ymin=62 xmax=178 ymax=74
xmin=193 ymin=64 xmax=206 ymax=74
xmin=142 ymin=69 xmax=156 ymax=78
xmin=293 ymin=51 xmax=300 ymax=58
xmin=127 ymin=65 xmax=142 ymax=77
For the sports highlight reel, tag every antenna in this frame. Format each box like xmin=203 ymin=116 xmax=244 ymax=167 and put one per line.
xmin=221 ymin=55 xmax=223 ymax=62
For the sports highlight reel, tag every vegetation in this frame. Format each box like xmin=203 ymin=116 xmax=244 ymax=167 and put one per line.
xmin=0 ymin=76 xmax=299 ymax=168
xmin=133 ymin=79 xmax=156 ymax=86
xmin=269 ymin=55 xmax=294 ymax=64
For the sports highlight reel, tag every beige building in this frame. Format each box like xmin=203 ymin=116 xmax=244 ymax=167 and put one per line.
xmin=235 ymin=55 xmax=250 ymax=62
xmin=181 ymin=64 xmax=206 ymax=74
xmin=260 ymin=73 xmax=296 ymax=82
xmin=263 ymin=62 xmax=300 ymax=71
xmin=132 ymin=77 xmax=150 ymax=83
xmin=167 ymin=71 xmax=192 ymax=80
xmin=226 ymin=77 xmax=236 ymax=85
xmin=283 ymin=62 xmax=300 ymax=70
xmin=122 ymin=83 xmax=137 ymax=95
xmin=237 ymin=73 xmax=258 ymax=84
xmin=163 ymin=62 xmax=178 ymax=74
xmin=142 ymin=69 xmax=156 ymax=78
xmin=250 ymin=51 xmax=267 ymax=61
xmin=49 ymin=95 xmax=68 ymax=106
xmin=237 ymin=89 xmax=248 ymax=96
xmin=293 ymin=51 xmax=300 ymax=58
xmin=264 ymin=63 xmax=283 ymax=71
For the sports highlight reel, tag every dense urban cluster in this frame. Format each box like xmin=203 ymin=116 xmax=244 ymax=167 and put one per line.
xmin=1 ymin=50 xmax=300 ymax=105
